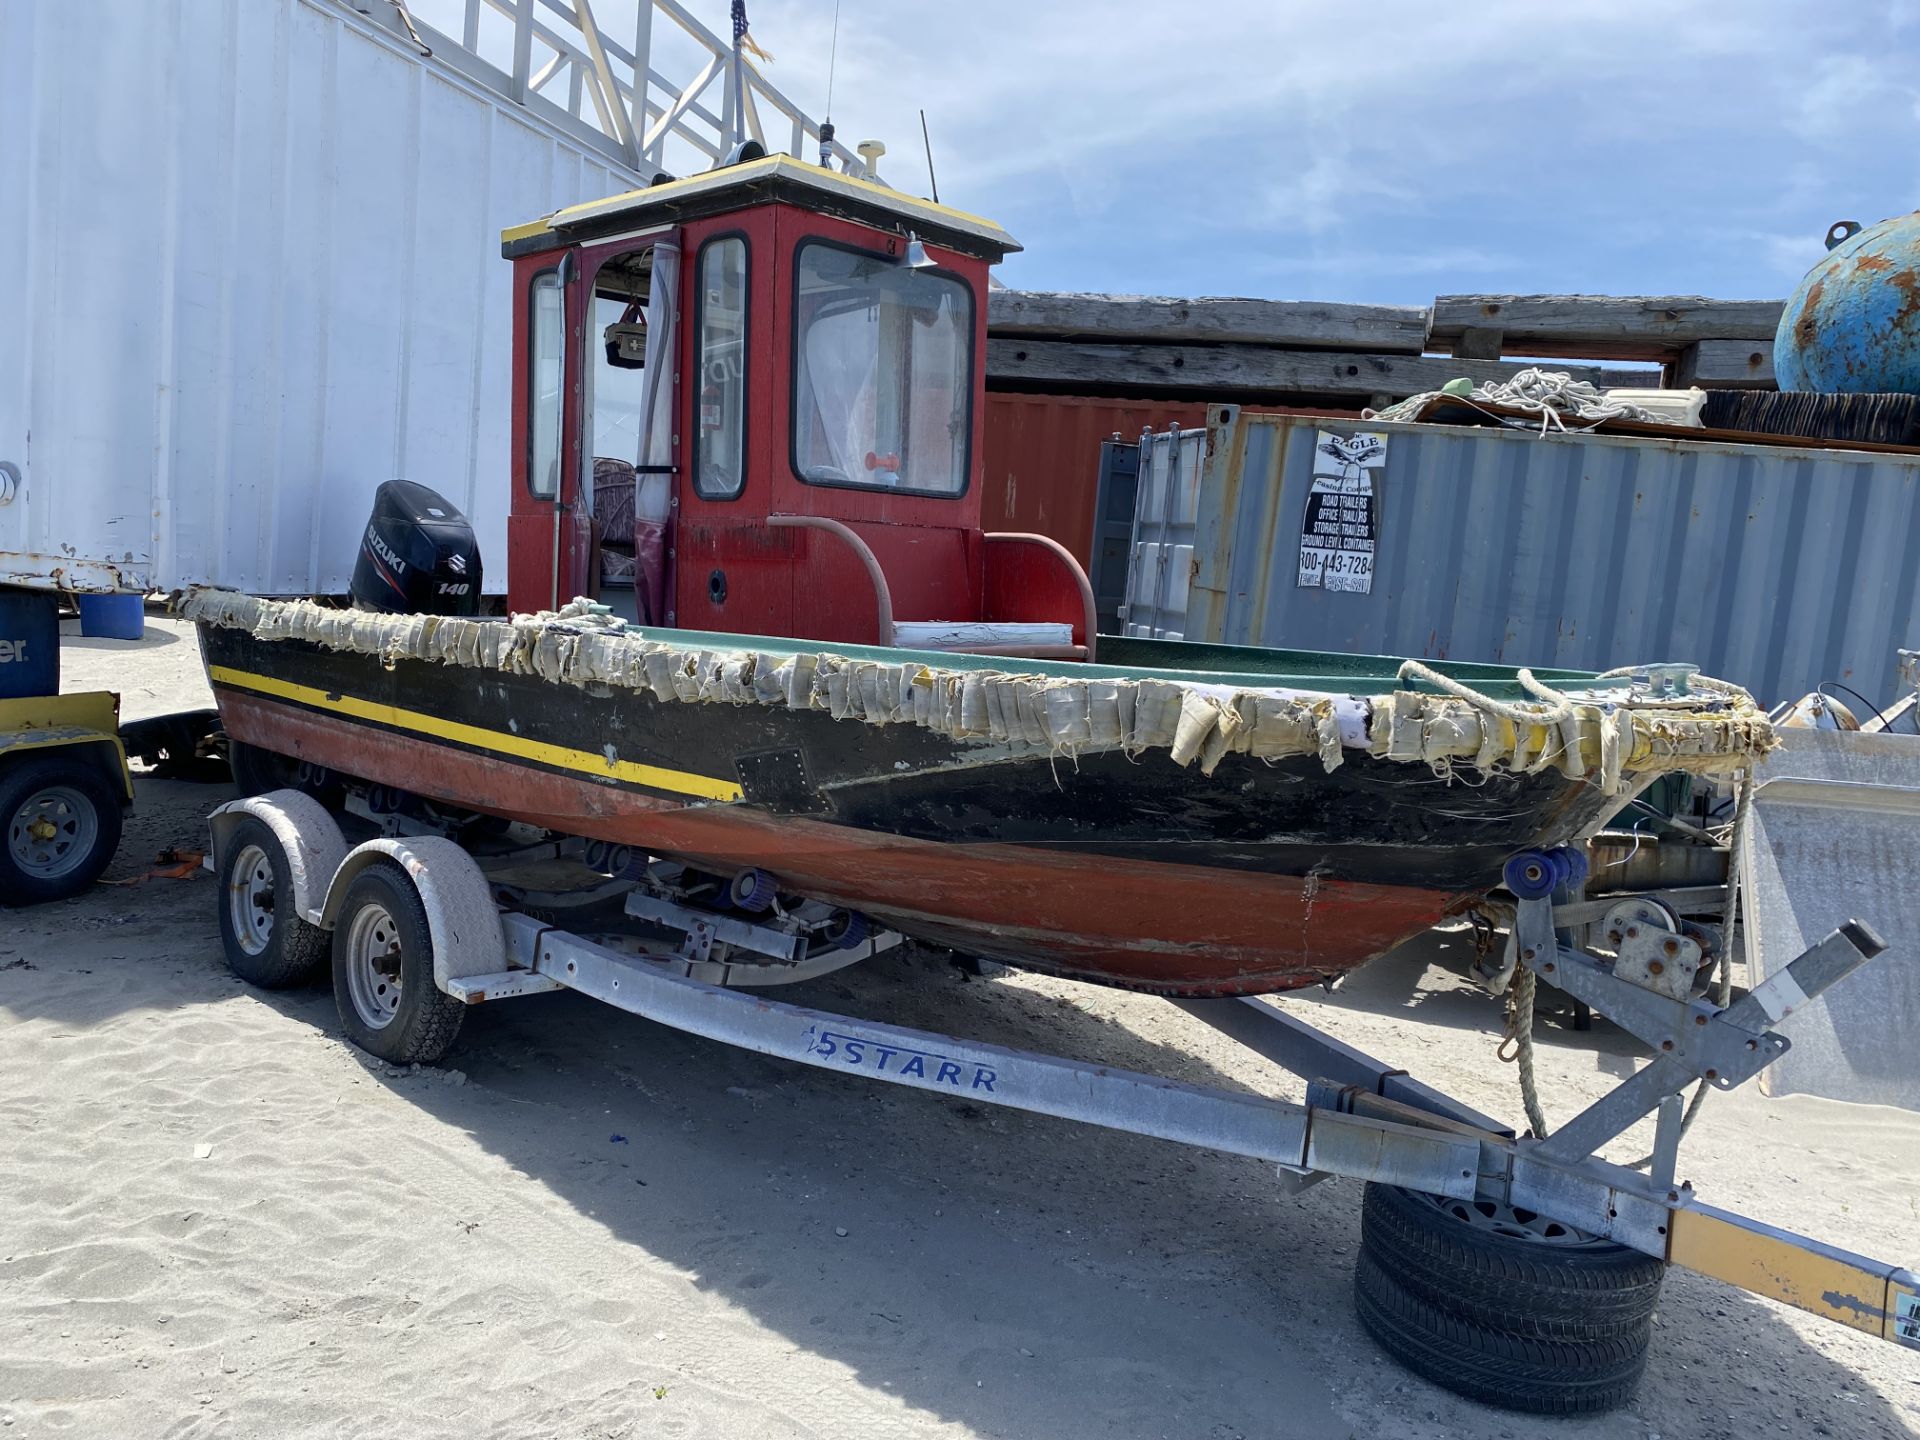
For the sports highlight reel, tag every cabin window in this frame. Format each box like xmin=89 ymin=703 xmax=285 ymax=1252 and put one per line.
xmin=792 ymin=241 xmax=972 ymax=496
xmin=591 ymin=290 xmax=651 ymax=460
xmin=527 ymin=270 xmax=564 ymax=499
xmin=694 ymin=236 xmax=749 ymax=499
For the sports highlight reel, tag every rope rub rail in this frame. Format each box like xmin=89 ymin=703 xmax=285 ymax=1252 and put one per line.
xmin=186 ymin=590 xmax=1774 ymax=795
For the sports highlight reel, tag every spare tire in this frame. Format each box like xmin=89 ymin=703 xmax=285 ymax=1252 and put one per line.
xmin=1354 ymin=1251 xmax=1650 ymax=1415
xmin=1361 ymin=1182 xmax=1664 ymax=1340
xmin=1355 ymin=1183 xmax=1665 ymax=1414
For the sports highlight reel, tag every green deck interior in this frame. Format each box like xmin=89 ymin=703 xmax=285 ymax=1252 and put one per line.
xmin=623 ymin=625 xmax=1595 ymax=701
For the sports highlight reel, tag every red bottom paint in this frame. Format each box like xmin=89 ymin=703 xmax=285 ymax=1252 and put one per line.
xmin=222 ymin=691 xmax=1454 ymax=997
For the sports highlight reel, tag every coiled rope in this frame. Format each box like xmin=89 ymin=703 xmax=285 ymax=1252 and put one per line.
xmin=1367 ymin=367 xmax=1667 ymax=433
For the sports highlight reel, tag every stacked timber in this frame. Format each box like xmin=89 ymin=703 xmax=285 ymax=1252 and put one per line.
xmin=984 ymin=291 xmax=1784 ymax=404
xmin=1429 ymin=294 xmax=1783 ymax=389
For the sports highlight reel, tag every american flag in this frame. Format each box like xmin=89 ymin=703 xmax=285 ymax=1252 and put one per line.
xmin=731 ymin=1 xmax=773 ymax=63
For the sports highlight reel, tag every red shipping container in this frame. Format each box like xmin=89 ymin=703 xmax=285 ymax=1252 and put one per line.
xmin=980 ymin=394 xmax=1210 ymax=568
xmin=980 ymin=394 xmax=1362 ymax=568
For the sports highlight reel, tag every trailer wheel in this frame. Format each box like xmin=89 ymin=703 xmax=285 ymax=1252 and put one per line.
xmin=229 ymin=740 xmax=295 ymax=797
xmin=217 ymin=814 xmax=331 ymax=988
xmin=1354 ymin=1252 xmax=1649 ymax=1415
xmin=0 ymin=754 xmax=123 ymax=907
xmin=331 ymin=862 xmax=464 ymax=1065
xmin=1360 ymin=1183 xmax=1664 ymax=1339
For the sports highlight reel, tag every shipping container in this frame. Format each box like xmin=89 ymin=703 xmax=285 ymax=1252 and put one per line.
xmin=1117 ymin=425 xmax=1209 ymax=640
xmin=1125 ymin=405 xmax=1920 ymax=707
xmin=981 ymin=394 xmax=1210 ymax=566
xmin=0 ymin=0 xmax=643 ymax=595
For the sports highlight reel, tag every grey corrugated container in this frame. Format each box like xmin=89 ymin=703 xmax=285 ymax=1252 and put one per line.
xmin=1130 ymin=405 xmax=1920 ymax=707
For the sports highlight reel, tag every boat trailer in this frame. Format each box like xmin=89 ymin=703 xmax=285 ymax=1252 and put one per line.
xmin=206 ymin=789 xmax=1920 ymax=1409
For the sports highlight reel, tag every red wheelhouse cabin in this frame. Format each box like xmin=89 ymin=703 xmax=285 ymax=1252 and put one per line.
xmin=501 ymin=155 xmax=1095 ymax=658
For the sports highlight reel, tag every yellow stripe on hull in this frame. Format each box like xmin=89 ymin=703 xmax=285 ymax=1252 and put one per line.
xmin=208 ymin=665 xmax=743 ymax=802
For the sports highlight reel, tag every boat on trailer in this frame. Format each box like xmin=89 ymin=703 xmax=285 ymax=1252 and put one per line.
xmin=185 ymin=139 xmax=1916 ymax=1423
xmin=190 ymin=154 xmax=1772 ymax=997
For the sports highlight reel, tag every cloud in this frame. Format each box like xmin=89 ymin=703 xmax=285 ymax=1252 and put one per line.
xmin=411 ymin=0 xmax=1920 ymax=303
xmin=1790 ymin=52 xmax=1920 ymax=143
xmin=1256 ymin=245 xmax=1521 ymax=281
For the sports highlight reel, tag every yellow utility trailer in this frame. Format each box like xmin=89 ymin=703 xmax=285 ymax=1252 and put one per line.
xmin=0 ymin=689 xmax=131 ymax=906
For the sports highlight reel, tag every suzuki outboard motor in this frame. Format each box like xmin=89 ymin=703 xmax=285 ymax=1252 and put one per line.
xmin=350 ymin=479 xmax=483 ymax=616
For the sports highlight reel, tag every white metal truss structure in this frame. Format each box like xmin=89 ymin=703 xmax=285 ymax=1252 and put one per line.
xmin=1 ymin=0 xmax=868 ymax=597
xmin=366 ymin=0 xmax=859 ymax=180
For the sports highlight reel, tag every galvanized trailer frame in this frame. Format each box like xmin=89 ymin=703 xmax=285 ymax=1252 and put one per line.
xmin=207 ymin=791 xmax=1920 ymax=1359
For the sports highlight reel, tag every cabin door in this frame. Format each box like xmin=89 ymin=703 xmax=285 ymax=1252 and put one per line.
xmin=667 ymin=213 xmax=780 ymax=634
xmin=580 ymin=234 xmax=677 ymax=624
xmin=505 ymin=231 xmax=677 ymax=615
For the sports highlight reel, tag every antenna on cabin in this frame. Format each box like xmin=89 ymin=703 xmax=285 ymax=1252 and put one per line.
xmin=919 ymin=108 xmax=939 ymax=204
xmin=819 ymin=0 xmax=842 ymax=168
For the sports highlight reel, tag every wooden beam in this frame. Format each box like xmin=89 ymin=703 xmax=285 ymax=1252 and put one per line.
xmin=1452 ymin=325 xmax=1505 ymax=361
xmin=984 ymin=339 xmax=1656 ymax=401
xmin=1431 ymin=294 xmax=1784 ymax=361
xmin=1675 ymin=339 xmax=1778 ymax=390
xmin=987 ymin=291 xmax=1430 ymax=355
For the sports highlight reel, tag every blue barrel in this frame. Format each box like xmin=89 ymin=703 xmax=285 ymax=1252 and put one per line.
xmin=0 ymin=589 xmax=61 ymax=698
xmin=77 ymin=593 xmax=145 ymax=641
xmin=1776 ymin=211 xmax=1920 ymax=393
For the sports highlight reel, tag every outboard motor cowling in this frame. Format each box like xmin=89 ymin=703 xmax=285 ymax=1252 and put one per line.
xmin=350 ymin=479 xmax=483 ymax=616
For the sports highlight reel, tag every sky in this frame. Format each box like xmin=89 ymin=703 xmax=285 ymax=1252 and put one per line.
xmin=419 ymin=0 xmax=1920 ymax=305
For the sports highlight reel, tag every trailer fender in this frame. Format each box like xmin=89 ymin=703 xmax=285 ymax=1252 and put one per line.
xmin=0 ymin=692 xmax=134 ymax=803
xmin=319 ymin=837 xmax=503 ymax=994
xmin=207 ymin=789 xmax=349 ymax=926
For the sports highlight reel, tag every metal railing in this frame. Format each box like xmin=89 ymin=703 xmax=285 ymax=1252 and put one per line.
xmin=355 ymin=0 xmax=857 ymax=179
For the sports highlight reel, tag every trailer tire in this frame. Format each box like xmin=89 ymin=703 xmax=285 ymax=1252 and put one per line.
xmin=0 ymin=754 xmax=124 ymax=907
xmin=330 ymin=861 xmax=464 ymax=1065
xmin=229 ymin=740 xmax=294 ymax=798
xmin=216 ymin=814 xmax=331 ymax=987
xmin=1360 ymin=1183 xmax=1665 ymax=1340
xmin=1354 ymin=1252 xmax=1649 ymax=1415
xmin=230 ymin=740 xmax=343 ymax=807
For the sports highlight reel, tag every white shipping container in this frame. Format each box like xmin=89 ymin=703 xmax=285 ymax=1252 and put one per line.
xmin=0 ymin=0 xmax=643 ymax=595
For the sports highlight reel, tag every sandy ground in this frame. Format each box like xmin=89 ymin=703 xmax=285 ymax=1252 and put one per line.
xmin=1 ymin=615 xmax=1916 ymax=1439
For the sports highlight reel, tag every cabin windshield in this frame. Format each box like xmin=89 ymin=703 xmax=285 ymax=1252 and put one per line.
xmin=792 ymin=241 xmax=973 ymax=495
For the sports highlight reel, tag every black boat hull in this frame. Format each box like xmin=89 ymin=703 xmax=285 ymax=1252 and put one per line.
xmin=200 ymin=624 xmax=1616 ymax=995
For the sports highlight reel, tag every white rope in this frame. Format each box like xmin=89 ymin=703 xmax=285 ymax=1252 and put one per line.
xmin=1499 ymin=965 xmax=1553 ymax=1140
xmin=1367 ymin=367 xmax=1666 ymax=432
xmin=1398 ymin=658 xmax=1576 ymax=725
xmin=1405 ymin=657 xmax=1758 ymax=717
